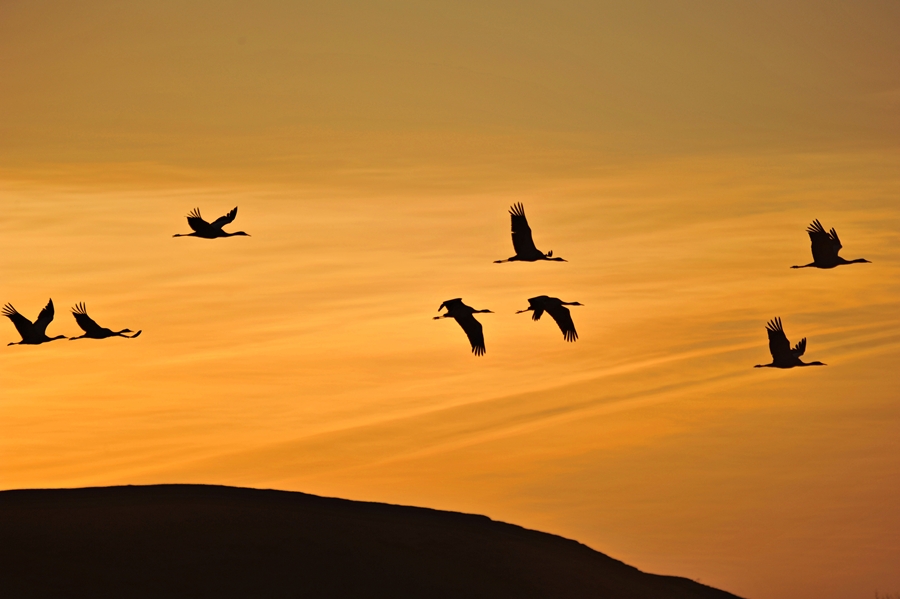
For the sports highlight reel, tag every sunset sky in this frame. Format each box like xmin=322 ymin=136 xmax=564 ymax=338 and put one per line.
xmin=2 ymin=2 xmax=899 ymax=598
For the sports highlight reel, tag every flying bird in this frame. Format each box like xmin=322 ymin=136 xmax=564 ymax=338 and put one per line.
xmin=3 ymin=299 xmax=67 ymax=346
xmin=791 ymin=219 xmax=870 ymax=269
xmin=494 ymin=203 xmax=566 ymax=263
xmin=69 ymin=303 xmax=142 ymax=340
xmin=754 ymin=317 xmax=825 ymax=369
xmin=516 ymin=295 xmax=583 ymax=342
xmin=173 ymin=207 xmax=250 ymax=239
xmin=434 ymin=298 xmax=493 ymax=356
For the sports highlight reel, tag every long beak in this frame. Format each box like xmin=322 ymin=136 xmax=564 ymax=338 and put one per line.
xmin=515 ymin=309 xmax=530 ymax=314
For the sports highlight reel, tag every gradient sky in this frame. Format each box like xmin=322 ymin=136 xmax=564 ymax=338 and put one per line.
xmin=2 ymin=2 xmax=899 ymax=598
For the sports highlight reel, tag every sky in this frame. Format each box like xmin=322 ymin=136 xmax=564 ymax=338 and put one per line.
xmin=2 ymin=2 xmax=900 ymax=598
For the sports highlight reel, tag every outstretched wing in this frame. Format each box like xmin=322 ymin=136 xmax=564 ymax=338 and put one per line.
xmin=765 ymin=317 xmax=793 ymax=363
xmin=509 ymin=203 xmax=538 ymax=256
xmin=545 ymin=304 xmax=578 ymax=342
xmin=526 ymin=297 xmax=546 ymax=321
xmin=807 ymin=220 xmax=841 ymax=263
xmin=71 ymin=303 xmax=104 ymax=335
xmin=2 ymin=304 xmax=34 ymax=339
xmin=33 ymin=299 xmax=55 ymax=336
xmin=457 ymin=313 xmax=486 ymax=356
xmin=186 ymin=208 xmax=211 ymax=233
xmin=438 ymin=298 xmax=463 ymax=313
xmin=211 ymin=207 xmax=238 ymax=229
xmin=791 ymin=337 xmax=806 ymax=358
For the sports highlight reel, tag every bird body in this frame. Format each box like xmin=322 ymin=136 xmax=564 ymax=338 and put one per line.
xmin=173 ymin=207 xmax=250 ymax=239
xmin=69 ymin=303 xmax=141 ymax=340
xmin=791 ymin=219 xmax=869 ymax=269
xmin=516 ymin=295 xmax=583 ymax=342
xmin=494 ymin=203 xmax=566 ymax=263
xmin=3 ymin=299 xmax=66 ymax=345
xmin=754 ymin=317 xmax=825 ymax=368
xmin=434 ymin=298 xmax=492 ymax=356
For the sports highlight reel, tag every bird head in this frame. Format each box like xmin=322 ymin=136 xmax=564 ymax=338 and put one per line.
xmin=232 ymin=231 xmax=251 ymax=236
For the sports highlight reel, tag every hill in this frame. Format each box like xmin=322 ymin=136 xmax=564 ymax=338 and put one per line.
xmin=0 ymin=484 xmax=741 ymax=598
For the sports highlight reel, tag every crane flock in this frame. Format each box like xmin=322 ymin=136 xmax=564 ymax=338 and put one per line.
xmin=5 ymin=204 xmax=871 ymax=371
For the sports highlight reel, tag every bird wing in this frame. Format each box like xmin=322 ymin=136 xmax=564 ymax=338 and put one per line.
xmin=509 ymin=203 xmax=539 ymax=256
xmin=807 ymin=220 xmax=840 ymax=262
xmin=545 ymin=303 xmax=578 ymax=342
xmin=828 ymin=227 xmax=843 ymax=255
xmin=438 ymin=298 xmax=463 ymax=313
xmin=71 ymin=303 xmax=104 ymax=335
xmin=2 ymin=304 xmax=34 ymax=339
xmin=33 ymin=299 xmax=55 ymax=336
xmin=457 ymin=313 xmax=486 ymax=356
xmin=211 ymin=207 xmax=238 ymax=229
xmin=765 ymin=317 xmax=793 ymax=363
xmin=527 ymin=296 xmax=548 ymax=321
xmin=792 ymin=337 xmax=807 ymax=358
xmin=186 ymin=208 xmax=211 ymax=233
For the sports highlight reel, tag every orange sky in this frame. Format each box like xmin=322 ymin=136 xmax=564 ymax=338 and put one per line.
xmin=2 ymin=3 xmax=899 ymax=598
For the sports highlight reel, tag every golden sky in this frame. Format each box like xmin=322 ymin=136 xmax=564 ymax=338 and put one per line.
xmin=2 ymin=2 xmax=899 ymax=598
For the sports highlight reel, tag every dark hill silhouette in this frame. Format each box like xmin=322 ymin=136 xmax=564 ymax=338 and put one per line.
xmin=0 ymin=484 xmax=740 ymax=599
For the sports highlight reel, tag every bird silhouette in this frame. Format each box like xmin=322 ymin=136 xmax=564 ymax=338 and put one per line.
xmin=69 ymin=303 xmax=142 ymax=340
xmin=516 ymin=295 xmax=583 ymax=342
xmin=791 ymin=219 xmax=870 ymax=269
xmin=3 ymin=299 xmax=67 ymax=345
xmin=434 ymin=298 xmax=493 ymax=356
xmin=494 ymin=203 xmax=566 ymax=263
xmin=173 ymin=207 xmax=250 ymax=239
xmin=754 ymin=317 xmax=825 ymax=368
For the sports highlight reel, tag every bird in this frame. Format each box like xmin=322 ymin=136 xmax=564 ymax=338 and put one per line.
xmin=3 ymin=299 xmax=67 ymax=345
xmin=754 ymin=317 xmax=825 ymax=368
xmin=516 ymin=295 xmax=583 ymax=342
xmin=69 ymin=303 xmax=142 ymax=340
xmin=434 ymin=298 xmax=493 ymax=356
xmin=173 ymin=207 xmax=250 ymax=238
xmin=791 ymin=219 xmax=870 ymax=269
xmin=494 ymin=203 xmax=566 ymax=263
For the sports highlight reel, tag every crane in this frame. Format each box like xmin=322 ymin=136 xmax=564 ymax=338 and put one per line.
xmin=494 ymin=203 xmax=566 ymax=263
xmin=3 ymin=299 xmax=67 ymax=345
xmin=754 ymin=317 xmax=826 ymax=368
xmin=516 ymin=295 xmax=583 ymax=342
xmin=173 ymin=207 xmax=250 ymax=239
xmin=434 ymin=298 xmax=492 ymax=356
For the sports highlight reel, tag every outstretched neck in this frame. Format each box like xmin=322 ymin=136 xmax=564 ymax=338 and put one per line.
xmin=790 ymin=263 xmax=814 ymax=269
